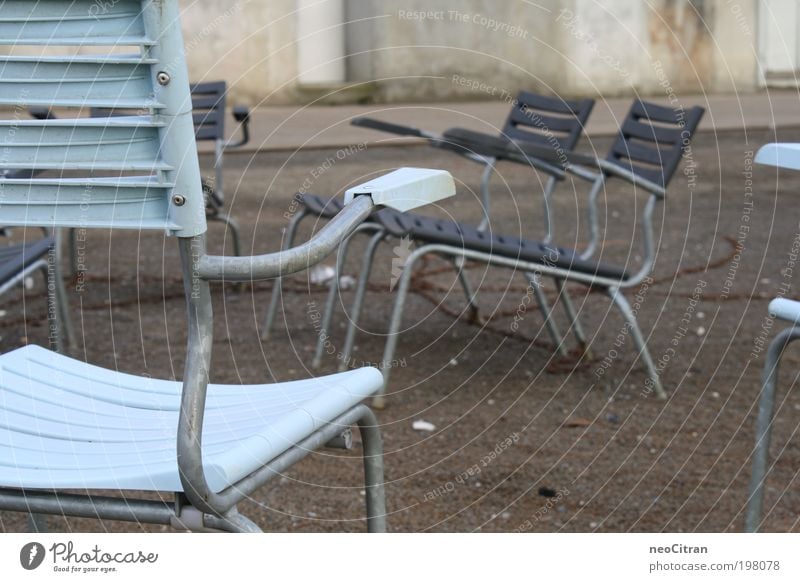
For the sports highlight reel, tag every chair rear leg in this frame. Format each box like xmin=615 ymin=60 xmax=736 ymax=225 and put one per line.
xmin=262 ymin=209 xmax=308 ymax=340
xmin=312 ymin=227 xmax=363 ymax=369
xmin=356 ymin=405 xmax=387 ymax=532
xmin=209 ymin=212 xmax=242 ymax=257
xmin=555 ymin=278 xmax=590 ymax=356
xmin=67 ymin=227 xmax=78 ymax=276
xmin=525 ymin=272 xmax=568 ymax=357
xmin=52 ymin=231 xmax=74 ymax=351
xmin=378 ymin=248 xmax=428 ymax=408
xmin=745 ymin=327 xmax=800 ymax=532
xmin=453 ymin=256 xmax=481 ymax=323
xmin=607 ymin=287 xmax=666 ymax=399
xmin=339 ymin=230 xmax=387 ymax=371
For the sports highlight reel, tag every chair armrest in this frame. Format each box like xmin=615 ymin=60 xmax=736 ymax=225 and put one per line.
xmin=223 ymin=106 xmax=251 ymax=150
xmin=440 ymin=127 xmax=567 ymax=179
xmin=510 ymin=140 xmax=667 ymax=196
xmin=197 ymin=168 xmax=455 ymax=281
xmin=351 ymin=117 xmax=435 ymax=139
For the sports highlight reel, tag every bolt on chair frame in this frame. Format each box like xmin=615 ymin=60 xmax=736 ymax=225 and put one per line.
xmin=262 ymin=93 xmax=595 ymax=346
xmin=369 ymin=101 xmax=705 ymax=408
xmin=0 ymin=0 xmax=464 ymax=533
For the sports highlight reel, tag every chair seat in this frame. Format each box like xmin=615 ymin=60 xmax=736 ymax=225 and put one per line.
xmin=372 ymin=210 xmax=631 ymax=281
xmin=298 ymin=193 xmax=346 ymax=218
xmin=0 ymin=345 xmax=383 ymax=493
xmin=0 ymin=237 xmax=53 ymax=286
xmin=769 ymin=297 xmax=800 ymax=324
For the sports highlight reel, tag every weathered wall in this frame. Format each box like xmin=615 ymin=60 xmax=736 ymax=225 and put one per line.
xmin=177 ymin=0 xmax=759 ymax=105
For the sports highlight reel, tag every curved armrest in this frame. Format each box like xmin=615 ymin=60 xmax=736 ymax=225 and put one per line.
xmin=198 ymin=168 xmax=456 ymax=282
xmin=440 ymin=127 xmax=567 ymax=179
xmin=224 ymin=106 xmax=251 ymax=150
xmin=198 ymin=195 xmax=375 ymax=281
xmin=351 ymin=116 xmax=432 ymax=139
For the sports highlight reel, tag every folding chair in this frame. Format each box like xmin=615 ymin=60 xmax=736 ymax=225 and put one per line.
xmin=0 ymin=0 xmax=453 ymax=533
xmin=366 ymin=100 xmax=704 ymax=407
xmin=262 ymin=93 xmax=595 ymax=346
xmin=745 ymin=143 xmax=800 ymax=532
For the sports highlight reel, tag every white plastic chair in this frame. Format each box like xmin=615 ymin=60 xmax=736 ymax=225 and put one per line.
xmin=0 ymin=0 xmax=454 ymax=532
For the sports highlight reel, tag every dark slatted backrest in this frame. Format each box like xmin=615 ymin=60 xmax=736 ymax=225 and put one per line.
xmin=606 ymin=99 xmax=705 ymax=188
xmin=91 ymin=81 xmax=227 ymax=143
xmin=189 ymin=81 xmax=227 ymax=142
xmin=501 ymin=91 xmax=595 ymax=151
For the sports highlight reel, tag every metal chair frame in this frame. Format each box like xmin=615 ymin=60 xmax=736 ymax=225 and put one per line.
xmin=366 ymin=101 xmax=704 ymax=407
xmin=262 ymin=94 xmax=595 ymax=347
xmin=0 ymin=0 xmax=389 ymax=533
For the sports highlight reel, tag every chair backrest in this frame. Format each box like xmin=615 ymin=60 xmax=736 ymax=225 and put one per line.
xmin=90 ymin=81 xmax=228 ymax=144
xmin=190 ymin=81 xmax=227 ymax=143
xmin=0 ymin=0 xmax=206 ymax=238
xmin=606 ymin=99 xmax=704 ymax=189
xmin=501 ymin=91 xmax=595 ymax=151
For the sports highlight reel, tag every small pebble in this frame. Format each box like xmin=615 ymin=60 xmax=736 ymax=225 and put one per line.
xmin=487 ymin=399 xmax=495 ymax=405
xmin=696 ymin=327 xmax=706 ymax=336
xmin=449 ymin=358 xmax=458 ymax=366
xmin=589 ymin=521 xmax=598 ymax=528
xmin=711 ymin=391 xmax=720 ymax=399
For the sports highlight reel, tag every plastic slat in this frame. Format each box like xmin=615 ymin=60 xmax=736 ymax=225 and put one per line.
xmin=0 ymin=0 xmax=149 ymax=44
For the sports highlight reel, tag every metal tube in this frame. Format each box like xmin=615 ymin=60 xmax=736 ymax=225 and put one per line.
xmin=339 ymin=229 xmax=387 ymax=371
xmin=476 ymin=159 xmax=495 ymax=232
xmin=198 ymin=195 xmax=374 ymax=282
xmin=526 ymin=272 xmax=567 ymax=356
xmin=312 ymin=222 xmax=380 ymax=369
xmin=357 ymin=406 xmax=387 ymax=532
xmin=208 ymin=211 xmax=242 ymax=257
xmin=378 ymin=245 xmax=430 ymax=407
xmin=541 ymin=175 xmax=558 ymax=245
xmin=745 ymin=326 xmax=800 ymax=532
xmin=578 ymin=175 xmax=605 ymax=260
xmin=262 ymin=207 xmax=308 ymax=340
xmin=0 ymin=489 xmax=175 ymax=525
xmin=607 ymin=287 xmax=666 ymax=399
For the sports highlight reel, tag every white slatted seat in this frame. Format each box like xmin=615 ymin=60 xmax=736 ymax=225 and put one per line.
xmin=0 ymin=345 xmax=382 ymax=494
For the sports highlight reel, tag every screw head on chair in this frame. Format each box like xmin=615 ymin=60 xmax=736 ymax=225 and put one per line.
xmin=157 ymin=71 xmax=171 ymax=85
xmin=172 ymin=194 xmax=186 ymax=206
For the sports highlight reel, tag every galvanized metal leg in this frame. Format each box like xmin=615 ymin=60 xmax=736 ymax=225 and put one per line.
xmin=204 ymin=510 xmax=263 ymax=533
xmin=262 ymin=209 xmax=307 ymax=340
xmin=339 ymin=230 xmax=387 ymax=371
xmin=53 ymin=231 xmax=74 ymax=351
xmin=607 ymin=287 xmax=666 ymax=399
xmin=525 ymin=272 xmax=568 ymax=357
xmin=745 ymin=326 xmax=800 ymax=532
xmin=209 ymin=211 xmax=242 ymax=257
xmin=356 ymin=405 xmax=387 ymax=532
xmin=555 ymin=278 xmax=590 ymax=354
xmin=67 ymin=227 xmax=78 ymax=276
xmin=453 ymin=256 xmax=481 ymax=323
xmin=378 ymin=246 xmax=430 ymax=408
xmin=476 ymin=159 xmax=495 ymax=232
xmin=312 ymin=226 xmax=363 ymax=369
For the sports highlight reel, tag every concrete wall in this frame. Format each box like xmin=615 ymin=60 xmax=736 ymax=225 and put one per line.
xmin=178 ymin=0 xmax=759 ymax=105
